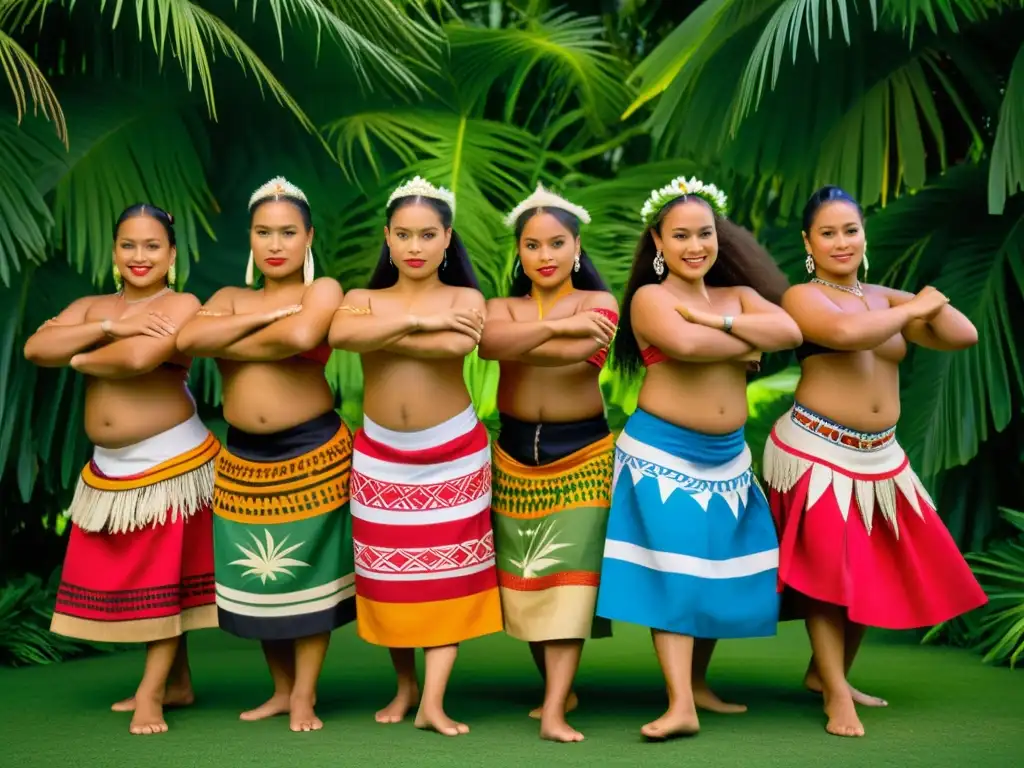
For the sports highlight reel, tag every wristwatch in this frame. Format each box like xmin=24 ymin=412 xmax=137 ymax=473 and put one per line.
xmin=722 ymin=315 xmax=734 ymax=333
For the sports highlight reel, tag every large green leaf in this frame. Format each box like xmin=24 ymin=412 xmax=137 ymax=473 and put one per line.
xmin=988 ymin=40 xmax=1024 ymax=214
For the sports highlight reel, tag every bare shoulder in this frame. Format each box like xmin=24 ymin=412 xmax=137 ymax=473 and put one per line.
xmin=341 ymin=287 xmax=372 ymax=307
xmin=204 ymin=285 xmax=246 ymax=309
xmin=449 ymin=286 xmax=485 ymax=308
xmin=157 ymin=292 xmax=202 ymax=313
xmin=781 ymin=282 xmax=819 ymax=309
xmin=579 ymin=290 xmax=618 ymax=312
xmin=632 ymin=282 xmax=671 ymax=309
xmin=303 ymin=277 xmax=344 ymax=303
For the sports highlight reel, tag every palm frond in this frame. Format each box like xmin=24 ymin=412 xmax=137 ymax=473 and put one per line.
xmin=0 ymin=25 xmax=66 ymax=144
xmin=988 ymin=40 xmax=1024 ymax=214
xmin=446 ymin=8 xmax=631 ymax=130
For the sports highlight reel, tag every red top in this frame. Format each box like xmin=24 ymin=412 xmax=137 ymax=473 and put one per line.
xmin=586 ymin=308 xmax=619 ymax=368
xmin=297 ymin=342 xmax=332 ymax=366
xmin=641 ymin=345 xmax=668 ymax=367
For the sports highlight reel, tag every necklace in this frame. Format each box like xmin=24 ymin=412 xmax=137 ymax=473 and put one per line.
xmin=531 ymin=281 xmax=574 ymax=320
xmin=811 ymin=276 xmax=864 ymax=298
xmin=120 ymin=286 xmax=172 ymax=304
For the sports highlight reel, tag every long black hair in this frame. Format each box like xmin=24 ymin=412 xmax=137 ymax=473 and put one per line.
xmin=507 ymin=206 xmax=609 ymax=296
xmin=114 ymin=203 xmax=176 ymax=246
xmin=802 ymin=185 xmax=863 ymax=232
xmin=614 ymin=195 xmax=789 ymax=376
xmin=367 ymin=195 xmax=480 ymax=290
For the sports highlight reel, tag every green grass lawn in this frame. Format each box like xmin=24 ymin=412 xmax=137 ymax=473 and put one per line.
xmin=1 ymin=622 xmax=1019 ymax=767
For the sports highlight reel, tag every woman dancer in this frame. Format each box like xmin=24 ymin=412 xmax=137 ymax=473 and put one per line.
xmin=24 ymin=204 xmax=218 ymax=736
xmin=762 ymin=185 xmax=985 ymax=738
xmin=477 ymin=185 xmax=617 ymax=743
xmin=176 ymin=177 xmax=352 ymax=733
xmin=329 ymin=176 xmax=501 ymax=737
xmin=596 ymin=176 xmax=802 ymax=740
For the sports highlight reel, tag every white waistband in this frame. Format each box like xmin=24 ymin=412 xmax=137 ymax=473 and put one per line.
xmin=772 ymin=408 xmax=907 ymax=476
xmin=362 ymin=404 xmax=479 ymax=451
xmin=92 ymin=412 xmax=210 ymax=477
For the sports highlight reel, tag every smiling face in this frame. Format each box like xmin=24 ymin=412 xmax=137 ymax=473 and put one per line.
xmin=651 ymin=199 xmax=718 ymax=282
xmin=518 ymin=210 xmax=579 ymax=289
xmin=385 ymin=201 xmax=452 ymax=279
xmin=250 ymin=200 xmax=312 ymax=282
xmin=113 ymin=215 xmax=175 ymax=289
xmin=803 ymin=200 xmax=865 ymax=280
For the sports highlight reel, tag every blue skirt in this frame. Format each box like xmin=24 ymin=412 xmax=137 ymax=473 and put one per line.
xmin=595 ymin=409 xmax=779 ymax=638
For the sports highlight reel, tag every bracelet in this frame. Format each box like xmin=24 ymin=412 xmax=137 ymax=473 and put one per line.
xmin=100 ymin=319 xmax=113 ymax=336
xmin=722 ymin=316 xmax=734 ymax=333
xmin=334 ymin=305 xmax=371 ymax=315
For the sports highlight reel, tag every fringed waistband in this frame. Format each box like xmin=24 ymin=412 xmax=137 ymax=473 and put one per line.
xmin=70 ymin=413 xmax=220 ymax=534
xmin=497 ymin=412 xmax=610 ymax=467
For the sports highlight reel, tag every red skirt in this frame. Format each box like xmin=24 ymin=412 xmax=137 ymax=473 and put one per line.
xmin=763 ymin=405 xmax=987 ymax=630
xmin=51 ymin=418 xmax=219 ymax=643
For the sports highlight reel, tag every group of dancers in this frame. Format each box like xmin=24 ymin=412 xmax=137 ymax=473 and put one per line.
xmin=24 ymin=172 xmax=988 ymax=742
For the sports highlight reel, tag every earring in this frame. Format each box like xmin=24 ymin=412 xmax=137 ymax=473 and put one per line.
xmin=245 ymin=250 xmax=255 ymax=286
xmin=112 ymin=261 xmax=123 ymax=291
xmin=574 ymin=253 xmax=581 ymax=273
xmin=303 ymin=246 xmax=314 ymax=286
xmin=862 ymin=247 xmax=869 ymax=279
xmin=442 ymin=254 xmax=448 ymax=270
xmin=653 ymin=250 xmax=665 ymax=277
xmin=513 ymin=259 xmax=521 ymax=276
xmin=805 ymin=253 xmax=815 ymax=274
xmin=167 ymin=262 xmax=177 ymax=289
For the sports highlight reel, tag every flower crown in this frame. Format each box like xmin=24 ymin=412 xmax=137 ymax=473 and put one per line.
xmin=388 ymin=176 xmax=457 ymax=218
xmin=503 ymin=183 xmax=591 ymax=228
xmin=639 ymin=176 xmax=729 ymax=227
xmin=249 ymin=176 xmax=308 ymax=210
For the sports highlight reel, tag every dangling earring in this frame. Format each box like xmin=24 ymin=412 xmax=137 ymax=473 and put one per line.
xmin=513 ymin=259 xmax=521 ymax=276
xmin=303 ymin=246 xmax=314 ymax=286
xmin=805 ymin=253 xmax=815 ymax=274
xmin=862 ymin=247 xmax=869 ymax=280
xmin=653 ymin=250 xmax=665 ymax=277
xmin=442 ymin=254 xmax=448 ymax=270
xmin=573 ymin=252 xmax=581 ymax=273
xmin=112 ymin=261 xmax=123 ymax=292
xmin=245 ymin=250 xmax=255 ymax=286
xmin=167 ymin=262 xmax=177 ymax=289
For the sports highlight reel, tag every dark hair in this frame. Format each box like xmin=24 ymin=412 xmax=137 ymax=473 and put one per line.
xmin=507 ymin=207 xmax=609 ymax=296
xmin=801 ymin=185 xmax=863 ymax=232
xmin=114 ymin=204 xmax=176 ymax=246
xmin=249 ymin=195 xmax=313 ymax=230
xmin=614 ymin=195 xmax=789 ymax=376
xmin=367 ymin=196 xmax=480 ymax=290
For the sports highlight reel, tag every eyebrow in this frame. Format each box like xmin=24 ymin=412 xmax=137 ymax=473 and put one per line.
xmin=394 ymin=226 xmax=440 ymax=232
xmin=817 ymin=222 xmax=860 ymax=229
xmin=523 ymin=235 xmax=566 ymax=242
xmin=672 ymin=226 xmax=713 ymax=232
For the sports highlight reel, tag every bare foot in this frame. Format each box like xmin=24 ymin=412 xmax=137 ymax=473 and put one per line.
xmin=414 ymin=707 xmax=470 ymax=736
xmin=111 ymin=684 xmax=196 ymax=712
xmin=540 ymin=711 xmax=584 ymax=743
xmin=824 ymin=693 xmax=865 ymax=737
xmin=129 ymin=695 xmax=168 ymax=736
xmin=640 ymin=706 xmax=700 ymax=740
xmin=240 ymin=692 xmax=291 ymax=721
xmin=289 ymin=694 xmax=323 ymax=732
xmin=529 ymin=690 xmax=578 ymax=719
xmin=805 ymin=669 xmax=887 ymax=707
xmin=375 ymin=686 xmax=420 ymax=724
xmin=693 ymin=683 xmax=747 ymax=714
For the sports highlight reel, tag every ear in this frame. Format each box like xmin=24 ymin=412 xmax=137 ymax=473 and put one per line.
xmin=443 ymin=227 xmax=452 ymax=250
xmin=573 ymin=235 xmax=582 ymax=254
xmin=650 ymin=226 xmax=665 ymax=253
xmin=801 ymin=230 xmax=811 ymax=253
xmin=306 ymin=226 xmax=315 ymax=248
xmin=383 ymin=225 xmax=391 ymax=249
xmin=169 ymin=245 xmax=177 ymax=265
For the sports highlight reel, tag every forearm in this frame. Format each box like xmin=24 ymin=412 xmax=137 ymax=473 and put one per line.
xmin=176 ymin=315 xmax=271 ymax=356
xmin=663 ymin=324 xmax=755 ymax=362
xmin=726 ymin=314 xmax=802 ymax=352
xmin=823 ymin=307 xmax=915 ymax=350
xmin=23 ymin=323 xmax=108 ymax=366
xmin=906 ymin=306 xmax=979 ymax=350
xmin=516 ymin=338 xmax=605 ymax=366
xmin=478 ymin=321 xmax=557 ymax=360
xmin=385 ymin=331 xmax=475 ymax=359
xmin=220 ymin=321 xmax=325 ymax=362
xmin=70 ymin=343 xmax=156 ymax=379
xmin=329 ymin=313 xmax=420 ymax=353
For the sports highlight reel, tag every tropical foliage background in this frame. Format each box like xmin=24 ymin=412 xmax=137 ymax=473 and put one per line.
xmin=1 ymin=0 xmax=1022 ymax=667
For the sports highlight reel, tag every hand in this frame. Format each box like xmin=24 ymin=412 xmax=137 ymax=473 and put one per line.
xmin=552 ymin=312 xmax=617 ymax=345
xmin=264 ymin=305 xmax=303 ymax=323
xmin=905 ymin=286 xmax=949 ymax=320
xmin=104 ymin=312 xmax=177 ymax=339
xmin=416 ymin=308 xmax=485 ymax=341
xmin=676 ymin=305 xmax=721 ymax=328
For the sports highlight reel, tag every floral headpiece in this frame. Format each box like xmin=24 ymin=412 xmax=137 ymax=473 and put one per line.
xmin=503 ymin=183 xmax=591 ymax=228
xmin=388 ymin=176 xmax=457 ymax=218
xmin=248 ymin=176 xmax=308 ymax=210
xmin=639 ymin=176 xmax=728 ymax=228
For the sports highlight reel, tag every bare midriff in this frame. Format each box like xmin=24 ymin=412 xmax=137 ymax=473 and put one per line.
xmin=220 ymin=359 xmax=335 ymax=434
xmin=637 ymin=360 xmax=749 ymax=435
xmin=84 ymin=365 xmax=196 ymax=448
xmin=496 ymin=360 xmax=604 ymax=423
xmin=361 ymin=353 xmax=472 ymax=431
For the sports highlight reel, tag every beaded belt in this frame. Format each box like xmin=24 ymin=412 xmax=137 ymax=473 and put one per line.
xmin=791 ymin=404 xmax=896 ymax=452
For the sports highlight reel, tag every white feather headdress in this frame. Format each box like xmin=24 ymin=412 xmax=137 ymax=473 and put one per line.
xmin=388 ymin=176 xmax=456 ymax=217
xmin=503 ymin=183 xmax=591 ymax=228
